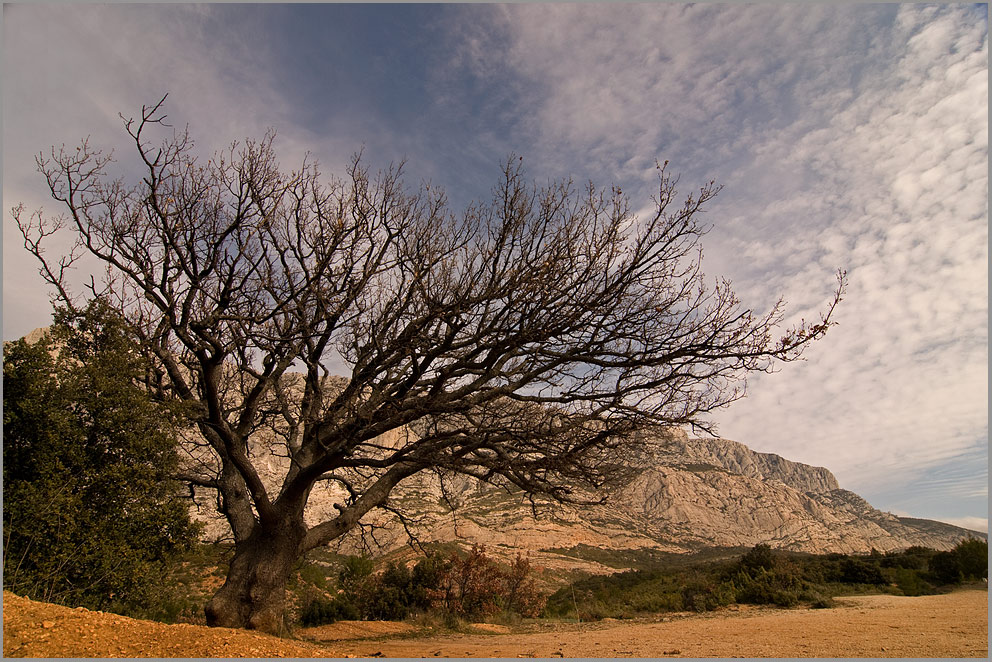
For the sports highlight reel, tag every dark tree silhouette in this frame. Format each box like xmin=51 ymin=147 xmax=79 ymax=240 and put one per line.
xmin=13 ymin=97 xmax=845 ymax=632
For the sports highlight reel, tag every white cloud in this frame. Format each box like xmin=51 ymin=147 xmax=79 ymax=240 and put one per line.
xmin=710 ymin=6 xmax=988 ymax=492
xmin=454 ymin=4 xmax=988 ymax=514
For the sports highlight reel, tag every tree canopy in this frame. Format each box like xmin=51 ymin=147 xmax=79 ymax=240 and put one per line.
xmin=13 ymin=96 xmax=844 ymax=631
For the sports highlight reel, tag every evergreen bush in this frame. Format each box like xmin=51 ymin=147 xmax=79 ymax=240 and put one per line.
xmin=3 ymin=302 xmax=199 ymax=612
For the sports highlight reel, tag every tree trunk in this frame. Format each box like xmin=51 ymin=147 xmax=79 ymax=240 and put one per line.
xmin=204 ymin=520 xmax=305 ymax=634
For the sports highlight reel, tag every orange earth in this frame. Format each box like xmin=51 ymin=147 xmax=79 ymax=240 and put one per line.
xmin=3 ymin=587 xmax=987 ymax=658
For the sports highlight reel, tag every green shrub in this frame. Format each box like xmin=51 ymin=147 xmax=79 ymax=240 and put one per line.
xmin=953 ymin=538 xmax=988 ymax=580
xmin=339 ymin=555 xmax=376 ymax=586
xmin=300 ymin=595 xmax=359 ymax=626
xmin=365 ymin=561 xmax=418 ymax=620
xmin=2 ymin=302 xmax=199 ymax=613
xmin=924 ymin=539 xmax=988 ymax=586
xmin=732 ymin=570 xmax=801 ymax=607
xmin=303 ymin=555 xmax=425 ymax=623
xmin=410 ymin=552 xmax=446 ymax=609
xmin=929 ymin=551 xmax=963 ymax=585
xmin=738 ymin=544 xmax=777 ymax=574
xmin=836 ymin=557 xmax=886 ymax=585
xmin=891 ymin=567 xmax=933 ymax=596
xmin=545 ymin=544 xmax=981 ymax=621
xmin=881 ymin=546 xmax=934 ymax=571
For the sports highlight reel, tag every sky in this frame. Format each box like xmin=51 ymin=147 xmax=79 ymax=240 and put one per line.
xmin=3 ymin=3 xmax=988 ymax=533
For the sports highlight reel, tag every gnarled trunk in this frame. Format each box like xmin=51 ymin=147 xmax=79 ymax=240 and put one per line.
xmin=204 ymin=519 xmax=305 ymax=634
xmin=203 ymin=465 xmax=414 ymax=633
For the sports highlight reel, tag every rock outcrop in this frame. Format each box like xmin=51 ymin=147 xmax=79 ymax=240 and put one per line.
xmin=188 ymin=427 xmax=983 ymax=573
xmin=652 ymin=433 xmax=839 ymax=494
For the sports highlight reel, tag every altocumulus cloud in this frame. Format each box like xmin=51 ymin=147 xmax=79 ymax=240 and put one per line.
xmin=3 ymin=3 xmax=986 ymax=528
xmin=712 ymin=6 xmax=988 ymax=502
xmin=447 ymin=4 xmax=988 ymax=523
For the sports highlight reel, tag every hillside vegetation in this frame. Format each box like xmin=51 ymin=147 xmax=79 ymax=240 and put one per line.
xmin=65 ymin=537 xmax=986 ymax=630
xmin=544 ymin=539 xmax=988 ymax=620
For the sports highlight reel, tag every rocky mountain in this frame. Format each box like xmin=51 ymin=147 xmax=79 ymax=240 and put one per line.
xmin=188 ymin=425 xmax=983 ymax=575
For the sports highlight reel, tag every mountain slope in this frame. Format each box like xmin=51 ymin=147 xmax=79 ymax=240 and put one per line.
xmin=348 ymin=433 xmax=982 ymax=566
xmin=188 ymin=426 xmax=983 ymax=573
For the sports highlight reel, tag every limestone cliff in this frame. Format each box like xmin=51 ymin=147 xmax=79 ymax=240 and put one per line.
xmin=353 ymin=439 xmax=981 ymax=562
xmin=187 ymin=427 xmax=983 ymax=574
xmin=653 ymin=434 xmax=839 ymax=494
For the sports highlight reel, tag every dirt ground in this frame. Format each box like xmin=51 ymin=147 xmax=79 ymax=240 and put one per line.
xmin=3 ymin=587 xmax=987 ymax=658
xmin=1 ymin=591 xmax=334 ymax=658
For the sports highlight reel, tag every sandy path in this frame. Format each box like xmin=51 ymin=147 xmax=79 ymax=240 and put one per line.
xmin=325 ymin=589 xmax=988 ymax=658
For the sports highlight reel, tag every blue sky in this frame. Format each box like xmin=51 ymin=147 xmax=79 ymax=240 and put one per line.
xmin=3 ymin=3 xmax=988 ymax=533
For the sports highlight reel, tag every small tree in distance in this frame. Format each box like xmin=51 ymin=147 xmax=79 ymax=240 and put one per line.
xmin=13 ymin=96 xmax=845 ymax=632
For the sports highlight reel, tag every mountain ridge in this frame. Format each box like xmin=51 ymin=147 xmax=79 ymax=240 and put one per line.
xmin=186 ymin=425 xmax=983 ymax=574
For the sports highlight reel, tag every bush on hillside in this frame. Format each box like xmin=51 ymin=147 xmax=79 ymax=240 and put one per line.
xmin=927 ymin=538 xmax=988 ymax=586
xmin=544 ymin=543 xmax=970 ymax=620
xmin=953 ymin=538 xmax=988 ymax=580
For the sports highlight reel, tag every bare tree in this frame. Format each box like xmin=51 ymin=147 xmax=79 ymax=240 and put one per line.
xmin=13 ymin=97 xmax=844 ymax=632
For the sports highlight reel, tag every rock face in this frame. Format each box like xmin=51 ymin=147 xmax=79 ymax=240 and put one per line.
xmin=354 ymin=435 xmax=981 ymax=562
xmin=652 ymin=433 xmax=839 ymax=494
xmin=188 ymin=427 xmax=983 ymax=573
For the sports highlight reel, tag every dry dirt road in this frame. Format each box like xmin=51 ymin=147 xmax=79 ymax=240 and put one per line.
xmin=4 ymin=588 xmax=987 ymax=658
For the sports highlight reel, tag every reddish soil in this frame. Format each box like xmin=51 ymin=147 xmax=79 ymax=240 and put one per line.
xmin=4 ymin=588 xmax=987 ymax=658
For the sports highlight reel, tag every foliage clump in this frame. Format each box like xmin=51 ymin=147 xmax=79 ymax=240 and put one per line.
xmin=927 ymin=538 xmax=988 ymax=585
xmin=3 ymin=302 xmax=200 ymax=612
xmin=300 ymin=545 xmax=546 ymax=626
